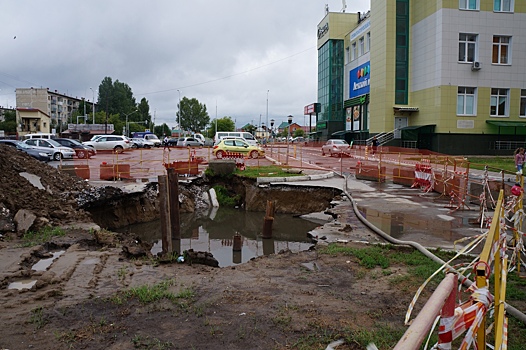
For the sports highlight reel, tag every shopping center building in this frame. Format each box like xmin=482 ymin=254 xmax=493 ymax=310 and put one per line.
xmin=316 ymin=1 xmax=526 ymax=154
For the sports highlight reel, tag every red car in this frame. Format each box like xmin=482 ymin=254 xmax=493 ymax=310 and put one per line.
xmin=54 ymin=138 xmax=97 ymax=159
xmin=321 ymin=139 xmax=351 ymax=156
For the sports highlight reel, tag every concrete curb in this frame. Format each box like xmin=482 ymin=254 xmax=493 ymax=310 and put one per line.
xmin=256 ymin=171 xmax=335 ymax=184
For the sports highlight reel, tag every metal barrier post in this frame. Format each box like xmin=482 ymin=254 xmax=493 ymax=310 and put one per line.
xmin=476 ymin=189 xmax=504 ymax=348
xmin=495 ymin=257 xmax=508 ymax=349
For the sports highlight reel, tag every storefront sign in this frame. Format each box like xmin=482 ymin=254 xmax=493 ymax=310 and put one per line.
xmin=317 ymin=23 xmax=329 ymax=39
xmin=304 ymin=103 xmax=320 ymax=115
xmin=349 ymin=61 xmax=370 ymax=98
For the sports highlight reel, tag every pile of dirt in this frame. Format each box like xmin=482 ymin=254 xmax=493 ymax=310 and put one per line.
xmin=0 ymin=145 xmax=126 ymax=236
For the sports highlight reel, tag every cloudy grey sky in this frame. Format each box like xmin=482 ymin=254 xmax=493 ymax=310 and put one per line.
xmin=1 ymin=0 xmax=369 ymax=129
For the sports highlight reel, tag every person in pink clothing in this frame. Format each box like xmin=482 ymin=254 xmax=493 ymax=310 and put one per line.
xmin=514 ymin=147 xmax=525 ymax=175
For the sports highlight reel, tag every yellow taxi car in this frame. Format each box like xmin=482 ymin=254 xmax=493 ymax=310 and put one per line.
xmin=213 ymin=138 xmax=265 ymax=159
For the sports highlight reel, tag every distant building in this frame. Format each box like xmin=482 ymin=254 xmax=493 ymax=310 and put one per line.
xmin=16 ymin=108 xmax=52 ymax=136
xmin=15 ymin=88 xmax=83 ymax=134
xmin=317 ymin=1 xmax=526 ymax=154
xmin=15 ymin=87 xmax=112 ymax=140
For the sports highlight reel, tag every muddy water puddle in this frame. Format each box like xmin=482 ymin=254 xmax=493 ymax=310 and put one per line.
xmin=117 ymin=207 xmax=319 ymax=267
xmin=8 ymin=279 xmax=37 ymax=290
xmin=31 ymin=250 xmax=65 ymax=271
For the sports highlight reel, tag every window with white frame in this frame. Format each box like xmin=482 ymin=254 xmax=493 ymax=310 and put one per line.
xmin=458 ymin=33 xmax=477 ymax=62
xmin=366 ymin=32 xmax=371 ymax=52
xmin=520 ymin=89 xmax=526 ymax=117
xmin=358 ymin=37 xmax=364 ymax=56
xmin=494 ymin=0 xmax=513 ymax=12
xmin=492 ymin=36 xmax=511 ymax=64
xmin=351 ymin=42 xmax=356 ymax=61
xmin=345 ymin=47 xmax=350 ymax=64
xmin=490 ymin=88 xmax=509 ymax=116
xmin=459 ymin=0 xmax=478 ymax=10
xmin=457 ymin=87 xmax=477 ymax=115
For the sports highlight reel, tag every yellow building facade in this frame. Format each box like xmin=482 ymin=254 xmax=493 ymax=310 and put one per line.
xmin=318 ymin=0 xmax=526 ymax=154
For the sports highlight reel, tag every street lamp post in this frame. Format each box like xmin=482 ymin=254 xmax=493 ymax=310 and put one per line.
xmin=127 ymin=120 xmax=147 ymax=137
xmin=270 ymin=118 xmax=275 ymax=154
xmin=285 ymin=115 xmax=293 ymax=165
xmin=124 ymin=110 xmax=138 ymax=137
xmin=266 ymin=90 xmax=269 ymax=137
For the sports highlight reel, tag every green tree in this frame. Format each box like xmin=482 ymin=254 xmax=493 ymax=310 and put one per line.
xmin=0 ymin=110 xmax=17 ymax=132
xmin=205 ymin=117 xmax=236 ymax=137
xmin=97 ymin=77 xmax=137 ymax=116
xmin=154 ymin=123 xmax=171 ymax=137
xmin=293 ymin=128 xmax=305 ymax=138
xmin=244 ymin=124 xmax=256 ymax=135
xmin=137 ymin=97 xmax=151 ymax=126
xmin=177 ymin=97 xmax=210 ymax=133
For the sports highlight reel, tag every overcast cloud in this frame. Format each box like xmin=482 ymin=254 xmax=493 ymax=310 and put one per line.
xmin=1 ymin=0 xmax=370 ymax=129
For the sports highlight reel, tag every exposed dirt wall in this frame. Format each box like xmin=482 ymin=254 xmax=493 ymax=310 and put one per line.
xmin=83 ymin=176 xmax=339 ymax=230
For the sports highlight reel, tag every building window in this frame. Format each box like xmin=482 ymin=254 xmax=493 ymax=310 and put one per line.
xmin=520 ymin=89 xmax=526 ymax=117
xmin=490 ymin=88 xmax=509 ymax=116
xmin=494 ymin=0 xmax=513 ymax=12
xmin=458 ymin=33 xmax=477 ymax=62
xmin=351 ymin=42 xmax=356 ymax=61
xmin=492 ymin=36 xmax=511 ymax=64
xmin=366 ymin=32 xmax=371 ymax=52
xmin=457 ymin=87 xmax=476 ymax=115
xmin=395 ymin=0 xmax=409 ymax=105
xmin=345 ymin=47 xmax=350 ymax=64
xmin=459 ymin=0 xmax=478 ymax=10
xmin=358 ymin=37 xmax=364 ymax=56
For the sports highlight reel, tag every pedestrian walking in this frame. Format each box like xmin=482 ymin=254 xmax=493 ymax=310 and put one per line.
xmin=371 ymin=136 xmax=378 ymax=155
xmin=514 ymin=147 xmax=525 ymax=175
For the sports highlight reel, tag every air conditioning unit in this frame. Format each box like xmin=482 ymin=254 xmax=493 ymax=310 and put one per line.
xmin=471 ymin=61 xmax=481 ymax=71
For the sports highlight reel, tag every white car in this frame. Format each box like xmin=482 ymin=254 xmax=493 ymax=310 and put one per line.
xmin=83 ymin=135 xmax=131 ymax=153
xmin=23 ymin=139 xmax=76 ymax=161
xmin=130 ymin=138 xmax=155 ymax=149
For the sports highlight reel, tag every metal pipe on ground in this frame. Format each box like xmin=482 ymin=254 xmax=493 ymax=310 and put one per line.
xmin=393 ymin=273 xmax=457 ymax=350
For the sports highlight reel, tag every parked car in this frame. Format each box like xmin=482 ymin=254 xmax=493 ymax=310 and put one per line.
xmin=83 ymin=135 xmax=131 ymax=153
xmin=132 ymin=132 xmax=162 ymax=147
xmin=214 ymin=136 xmax=249 ymax=146
xmin=213 ymin=139 xmax=265 ymax=159
xmin=321 ymin=139 xmax=351 ymax=156
xmin=164 ymin=138 xmax=180 ymax=147
xmin=130 ymin=138 xmax=155 ymax=149
xmin=0 ymin=140 xmax=52 ymax=162
xmin=292 ymin=136 xmax=305 ymax=143
xmin=177 ymin=137 xmax=204 ymax=147
xmin=23 ymin=139 xmax=76 ymax=161
xmin=19 ymin=133 xmax=57 ymax=141
xmin=54 ymin=138 xmax=97 ymax=159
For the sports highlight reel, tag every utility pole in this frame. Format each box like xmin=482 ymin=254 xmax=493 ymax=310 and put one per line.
xmin=90 ymin=88 xmax=96 ymax=125
xmin=266 ymin=90 xmax=269 ymax=138
xmin=177 ymin=90 xmax=181 ymax=136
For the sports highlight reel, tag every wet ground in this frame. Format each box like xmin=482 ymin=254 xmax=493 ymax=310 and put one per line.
xmin=281 ymin=174 xmax=485 ymax=251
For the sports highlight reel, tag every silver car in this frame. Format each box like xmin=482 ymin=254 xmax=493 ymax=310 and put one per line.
xmin=177 ymin=137 xmax=204 ymax=147
xmin=23 ymin=139 xmax=76 ymax=161
xmin=130 ymin=138 xmax=155 ymax=149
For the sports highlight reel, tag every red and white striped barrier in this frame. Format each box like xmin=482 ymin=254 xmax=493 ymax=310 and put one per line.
xmin=412 ymin=160 xmax=432 ymax=191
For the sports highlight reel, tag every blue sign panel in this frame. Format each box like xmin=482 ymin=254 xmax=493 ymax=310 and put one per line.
xmin=349 ymin=62 xmax=370 ymax=99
